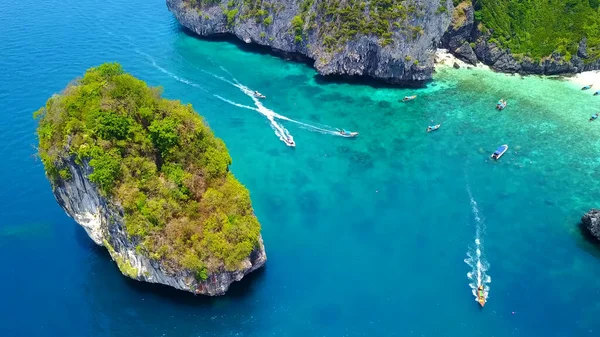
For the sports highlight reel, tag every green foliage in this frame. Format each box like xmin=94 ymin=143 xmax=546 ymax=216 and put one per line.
xmin=475 ymin=0 xmax=600 ymax=60
xmin=224 ymin=8 xmax=239 ymax=27
xmin=301 ymin=0 xmax=422 ymax=49
xmin=59 ymin=168 xmax=72 ymax=180
xmin=35 ymin=63 xmax=262 ymax=278
xmin=93 ymin=111 xmax=132 ymax=141
xmin=436 ymin=0 xmax=448 ymax=14
xmin=104 ymin=239 xmax=139 ymax=278
xmin=183 ymin=0 xmax=425 ymax=50
xmin=88 ymin=148 xmax=122 ymax=195
xmin=148 ymin=117 xmax=179 ymax=159
xmin=291 ymin=15 xmax=304 ymax=42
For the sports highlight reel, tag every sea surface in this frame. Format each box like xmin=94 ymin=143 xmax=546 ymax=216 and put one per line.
xmin=1 ymin=0 xmax=600 ymax=336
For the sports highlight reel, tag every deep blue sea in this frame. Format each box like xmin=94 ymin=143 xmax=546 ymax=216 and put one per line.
xmin=2 ymin=0 xmax=600 ymax=336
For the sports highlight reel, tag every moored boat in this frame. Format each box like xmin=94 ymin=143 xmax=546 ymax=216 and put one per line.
xmin=496 ymin=99 xmax=507 ymax=110
xmin=426 ymin=124 xmax=440 ymax=132
xmin=594 ymin=91 xmax=599 ymax=96
xmin=401 ymin=95 xmax=416 ymax=102
xmin=491 ymin=144 xmax=508 ymax=160
xmin=582 ymin=84 xmax=593 ymax=90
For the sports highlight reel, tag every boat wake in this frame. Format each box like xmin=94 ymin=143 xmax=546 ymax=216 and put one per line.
xmin=205 ymin=69 xmax=351 ymax=141
xmin=211 ymin=74 xmax=295 ymax=146
xmin=464 ymin=185 xmax=491 ymax=306
xmin=135 ymin=49 xmax=351 ymax=146
xmin=135 ymin=49 xmax=209 ymax=92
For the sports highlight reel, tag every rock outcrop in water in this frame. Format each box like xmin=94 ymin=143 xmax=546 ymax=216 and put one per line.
xmin=52 ymin=157 xmax=266 ymax=295
xmin=167 ymin=0 xmax=453 ymax=86
xmin=582 ymin=209 xmax=600 ymax=242
xmin=35 ymin=63 xmax=266 ymax=295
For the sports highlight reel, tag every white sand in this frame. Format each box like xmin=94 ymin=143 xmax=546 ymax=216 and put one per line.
xmin=434 ymin=48 xmax=489 ymax=70
xmin=435 ymin=48 xmax=600 ymax=88
xmin=565 ymin=70 xmax=600 ymax=87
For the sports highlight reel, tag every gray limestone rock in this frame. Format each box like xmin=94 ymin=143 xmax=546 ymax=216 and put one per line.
xmin=582 ymin=209 xmax=600 ymax=242
xmin=52 ymin=156 xmax=266 ymax=296
xmin=166 ymin=0 xmax=454 ymax=85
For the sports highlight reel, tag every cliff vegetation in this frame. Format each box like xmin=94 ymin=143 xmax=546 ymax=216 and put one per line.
xmin=169 ymin=0 xmax=451 ymax=84
xmin=474 ymin=0 xmax=600 ymax=62
xmin=186 ymin=0 xmax=430 ymax=49
xmin=34 ymin=63 xmax=261 ymax=281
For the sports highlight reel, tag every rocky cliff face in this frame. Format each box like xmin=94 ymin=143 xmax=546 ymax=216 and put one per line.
xmin=167 ymin=0 xmax=453 ymax=86
xmin=441 ymin=2 xmax=600 ymax=75
xmin=53 ymin=156 xmax=266 ymax=296
xmin=582 ymin=209 xmax=600 ymax=242
xmin=167 ymin=0 xmax=600 ymax=84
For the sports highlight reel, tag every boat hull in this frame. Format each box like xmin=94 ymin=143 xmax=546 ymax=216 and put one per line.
xmin=341 ymin=132 xmax=358 ymax=138
xmin=427 ymin=125 xmax=440 ymax=132
xmin=491 ymin=145 xmax=508 ymax=160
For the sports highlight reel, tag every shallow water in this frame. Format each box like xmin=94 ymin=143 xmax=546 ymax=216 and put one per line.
xmin=1 ymin=0 xmax=600 ymax=336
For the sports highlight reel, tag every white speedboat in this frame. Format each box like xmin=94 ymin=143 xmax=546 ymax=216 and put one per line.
xmin=491 ymin=144 xmax=508 ymax=160
xmin=284 ymin=136 xmax=295 ymax=147
xmin=338 ymin=129 xmax=359 ymax=138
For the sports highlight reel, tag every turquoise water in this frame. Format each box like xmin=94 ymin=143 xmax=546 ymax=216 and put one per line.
xmin=2 ymin=0 xmax=600 ymax=336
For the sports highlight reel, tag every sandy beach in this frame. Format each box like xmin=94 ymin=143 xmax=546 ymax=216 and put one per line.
xmin=434 ymin=48 xmax=474 ymax=69
xmin=565 ymin=70 xmax=600 ymax=87
xmin=435 ymin=48 xmax=600 ymax=89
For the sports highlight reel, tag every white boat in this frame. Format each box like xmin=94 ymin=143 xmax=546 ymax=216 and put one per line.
xmin=401 ymin=95 xmax=416 ymax=102
xmin=338 ymin=129 xmax=359 ymax=138
xmin=254 ymin=91 xmax=266 ymax=99
xmin=491 ymin=144 xmax=508 ymax=160
xmin=426 ymin=124 xmax=440 ymax=133
xmin=284 ymin=136 xmax=295 ymax=147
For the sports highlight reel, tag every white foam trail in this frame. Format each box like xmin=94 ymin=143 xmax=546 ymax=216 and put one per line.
xmin=134 ymin=49 xmax=208 ymax=92
xmin=464 ymin=185 xmax=491 ymax=305
xmin=214 ymin=85 xmax=294 ymax=145
xmin=205 ymin=70 xmax=349 ymax=137
xmin=214 ymin=95 xmax=255 ymax=111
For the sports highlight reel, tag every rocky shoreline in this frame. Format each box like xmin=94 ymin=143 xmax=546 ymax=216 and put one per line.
xmin=167 ymin=0 xmax=600 ymax=85
xmin=53 ymin=154 xmax=266 ymax=296
xmin=581 ymin=209 xmax=600 ymax=243
xmin=441 ymin=2 xmax=600 ymax=75
xmin=166 ymin=0 xmax=453 ymax=86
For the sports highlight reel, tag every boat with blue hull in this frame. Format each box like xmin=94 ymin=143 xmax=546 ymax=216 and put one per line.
xmin=491 ymin=144 xmax=508 ymax=160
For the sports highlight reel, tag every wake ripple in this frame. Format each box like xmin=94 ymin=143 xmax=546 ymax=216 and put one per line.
xmin=134 ymin=49 xmax=351 ymax=146
xmin=205 ymin=68 xmax=352 ymax=140
xmin=464 ymin=185 xmax=491 ymax=305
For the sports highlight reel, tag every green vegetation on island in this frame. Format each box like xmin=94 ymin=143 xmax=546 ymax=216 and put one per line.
xmin=299 ymin=0 xmax=425 ymax=48
xmin=34 ymin=63 xmax=261 ymax=280
xmin=184 ymin=0 xmax=427 ymax=48
xmin=474 ymin=0 xmax=600 ymax=62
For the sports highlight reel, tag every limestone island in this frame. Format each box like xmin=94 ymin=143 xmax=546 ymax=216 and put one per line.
xmin=167 ymin=0 xmax=600 ymax=85
xmin=34 ymin=63 xmax=266 ymax=295
xmin=582 ymin=209 xmax=600 ymax=243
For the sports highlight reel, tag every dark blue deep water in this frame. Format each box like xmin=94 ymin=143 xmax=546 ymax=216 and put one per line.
xmin=2 ymin=0 xmax=600 ymax=336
